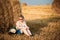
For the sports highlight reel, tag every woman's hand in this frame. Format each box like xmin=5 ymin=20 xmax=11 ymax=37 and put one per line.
xmin=25 ymin=27 xmax=29 ymax=30
xmin=22 ymin=26 xmax=29 ymax=30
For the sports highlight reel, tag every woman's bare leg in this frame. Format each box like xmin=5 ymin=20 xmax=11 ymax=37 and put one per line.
xmin=23 ymin=29 xmax=30 ymax=36
xmin=27 ymin=29 xmax=32 ymax=35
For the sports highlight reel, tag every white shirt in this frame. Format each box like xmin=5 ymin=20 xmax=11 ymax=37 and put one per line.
xmin=16 ymin=21 xmax=28 ymax=30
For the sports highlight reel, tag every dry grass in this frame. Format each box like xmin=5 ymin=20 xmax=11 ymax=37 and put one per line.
xmin=0 ymin=5 xmax=60 ymax=40
xmin=0 ymin=16 xmax=60 ymax=40
xmin=22 ymin=5 xmax=60 ymax=21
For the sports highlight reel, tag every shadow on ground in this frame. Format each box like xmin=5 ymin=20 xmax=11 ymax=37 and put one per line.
xmin=26 ymin=17 xmax=60 ymax=35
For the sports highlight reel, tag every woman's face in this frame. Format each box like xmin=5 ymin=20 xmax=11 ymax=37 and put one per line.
xmin=19 ymin=17 xmax=23 ymax=22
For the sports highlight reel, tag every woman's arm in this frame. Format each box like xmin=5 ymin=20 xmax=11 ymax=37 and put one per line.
xmin=16 ymin=21 xmax=23 ymax=29
xmin=24 ymin=21 xmax=29 ymax=29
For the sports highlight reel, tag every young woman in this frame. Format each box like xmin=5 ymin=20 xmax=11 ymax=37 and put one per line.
xmin=16 ymin=16 xmax=32 ymax=36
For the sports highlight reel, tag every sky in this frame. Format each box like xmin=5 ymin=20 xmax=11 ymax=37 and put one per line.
xmin=19 ymin=0 xmax=53 ymax=5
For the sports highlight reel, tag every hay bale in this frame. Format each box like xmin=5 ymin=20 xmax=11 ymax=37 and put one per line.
xmin=52 ymin=0 xmax=60 ymax=14
xmin=0 ymin=0 xmax=22 ymax=33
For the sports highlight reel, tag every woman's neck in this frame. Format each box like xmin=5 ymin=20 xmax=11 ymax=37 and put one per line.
xmin=19 ymin=21 xmax=23 ymax=23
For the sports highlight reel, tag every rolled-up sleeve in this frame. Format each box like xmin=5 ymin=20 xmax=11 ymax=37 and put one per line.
xmin=16 ymin=21 xmax=20 ymax=29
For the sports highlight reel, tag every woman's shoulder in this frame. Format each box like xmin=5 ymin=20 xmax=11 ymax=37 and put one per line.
xmin=16 ymin=21 xmax=20 ymax=23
